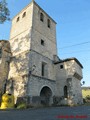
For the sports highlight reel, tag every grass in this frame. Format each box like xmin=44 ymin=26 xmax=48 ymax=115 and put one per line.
xmin=82 ymin=89 xmax=90 ymax=106
xmin=17 ymin=103 xmax=27 ymax=109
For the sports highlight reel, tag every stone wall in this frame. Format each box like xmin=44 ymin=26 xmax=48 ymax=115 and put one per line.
xmin=8 ymin=2 xmax=34 ymax=100
xmin=72 ymin=77 xmax=83 ymax=104
xmin=28 ymin=74 xmax=56 ymax=96
xmin=27 ymin=74 xmax=56 ymax=105
xmin=8 ymin=51 xmax=30 ymax=78
xmin=64 ymin=60 xmax=83 ymax=78
xmin=0 ymin=40 xmax=11 ymax=93
xmin=7 ymin=51 xmax=30 ymax=102
xmin=10 ymin=30 xmax=31 ymax=56
xmin=54 ymin=59 xmax=83 ymax=105
xmin=54 ymin=62 xmax=67 ymax=96
xmin=10 ymin=3 xmax=33 ymax=39
xmin=9 ymin=2 xmax=34 ymax=56
xmin=31 ymin=2 xmax=57 ymax=60
xmin=29 ymin=50 xmax=56 ymax=80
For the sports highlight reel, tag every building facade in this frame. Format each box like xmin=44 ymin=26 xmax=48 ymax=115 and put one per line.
xmin=0 ymin=1 xmax=83 ymax=106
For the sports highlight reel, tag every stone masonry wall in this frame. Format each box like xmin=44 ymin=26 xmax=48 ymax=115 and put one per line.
xmin=54 ymin=59 xmax=83 ymax=105
xmin=8 ymin=51 xmax=30 ymax=101
xmin=54 ymin=63 xmax=67 ymax=96
xmin=31 ymin=2 xmax=57 ymax=60
xmin=64 ymin=60 xmax=83 ymax=78
xmin=0 ymin=40 xmax=11 ymax=93
xmin=28 ymin=75 xmax=56 ymax=96
xmin=8 ymin=2 xmax=34 ymax=100
xmin=10 ymin=3 xmax=33 ymax=39
xmin=29 ymin=50 xmax=56 ymax=80
xmin=72 ymin=77 xmax=83 ymax=104
xmin=26 ymin=74 xmax=56 ymax=105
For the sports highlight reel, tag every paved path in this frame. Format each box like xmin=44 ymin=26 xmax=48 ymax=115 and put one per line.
xmin=0 ymin=106 xmax=90 ymax=120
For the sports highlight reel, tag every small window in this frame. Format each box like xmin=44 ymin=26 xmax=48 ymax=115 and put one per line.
xmin=47 ymin=19 xmax=51 ymax=28
xmin=64 ymin=86 xmax=68 ymax=98
xmin=40 ymin=13 xmax=44 ymax=22
xmin=22 ymin=12 xmax=26 ymax=18
xmin=0 ymin=48 xmax=2 ymax=58
xmin=41 ymin=62 xmax=47 ymax=77
xmin=42 ymin=63 xmax=45 ymax=76
xmin=41 ymin=39 xmax=44 ymax=46
xmin=41 ymin=62 xmax=47 ymax=76
xmin=16 ymin=17 xmax=20 ymax=22
xmin=60 ymin=65 xmax=63 ymax=69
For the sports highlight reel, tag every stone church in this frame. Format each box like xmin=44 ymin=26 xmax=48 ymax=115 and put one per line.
xmin=0 ymin=0 xmax=83 ymax=106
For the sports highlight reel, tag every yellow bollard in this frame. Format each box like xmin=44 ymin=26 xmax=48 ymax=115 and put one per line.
xmin=0 ymin=93 xmax=15 ymax=109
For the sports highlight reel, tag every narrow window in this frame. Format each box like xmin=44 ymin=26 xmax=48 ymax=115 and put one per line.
xmin=16 ymin=17 xmax=20 ymax=22
xmin=0 ymin=48 xmax=2 ymax=58
xmin=22 ymin=12 xmax=26 ymax=18
xmin=40 ymin=13 xmax=44 ymax=22
xmin=41 ymin=63 xmax=45 ymax=76
xmin=41 ymin=39 xmax=44 ymax=46
xmin=60 ymin=65 xmax=63 ymax=69
xmin=47 ymin=19 xmax=50 ymax=28
xmin=64 ymin=86 xmax=68 ymax=98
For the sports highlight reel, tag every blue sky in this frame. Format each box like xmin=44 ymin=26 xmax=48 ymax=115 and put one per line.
xmin=0 ymin=0 xmax=90 ymax=86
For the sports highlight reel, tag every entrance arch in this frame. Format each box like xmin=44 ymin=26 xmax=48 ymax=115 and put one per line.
xmin=40 ymin=86 xmax=52 ymax=105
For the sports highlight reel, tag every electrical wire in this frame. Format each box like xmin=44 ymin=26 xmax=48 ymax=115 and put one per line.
xmin=58 ymin=41 xmax=90 ymax=49
xmin=59 ymin=49 xmax=90 ymax=55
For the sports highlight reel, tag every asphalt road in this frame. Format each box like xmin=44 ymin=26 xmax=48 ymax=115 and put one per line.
xmin=0 ymin=106 xmax=90 ymax=120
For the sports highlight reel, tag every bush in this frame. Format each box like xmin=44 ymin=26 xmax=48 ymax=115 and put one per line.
xmin=85 ymin=95 xmax=90 ymax=100
xmin=17 ymin=103 xmax=27 ymax=109
xmin=83 ymin=98 xmax=86 ymax=103
xmin=83 ymin=95 xmax=90 ymax=104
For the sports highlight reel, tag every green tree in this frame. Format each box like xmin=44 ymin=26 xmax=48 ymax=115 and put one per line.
xmin=0 ymin=0 xmax=10 ymax=24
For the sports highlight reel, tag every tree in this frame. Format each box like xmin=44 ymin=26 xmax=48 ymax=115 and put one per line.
xmin=81 ymin=81 xmax=85 ymax=86
xmin=0 ymin=0 xmax=10 ymax=24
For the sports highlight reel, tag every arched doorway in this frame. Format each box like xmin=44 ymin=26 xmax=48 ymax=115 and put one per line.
xmin=40 ymin=86 xmax=52 ymax=106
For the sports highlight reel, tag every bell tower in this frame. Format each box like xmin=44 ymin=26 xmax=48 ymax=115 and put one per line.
xmin=8 ymin=1 xmax=57 ymax=101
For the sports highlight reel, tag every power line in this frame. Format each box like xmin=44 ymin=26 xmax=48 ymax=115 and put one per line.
xmin=58 ymin=41 xmax=90 ymax=49
xmin=59 ymin=49 xmax=90 ymax=55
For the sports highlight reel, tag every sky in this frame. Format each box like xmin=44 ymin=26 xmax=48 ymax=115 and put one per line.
xmin=0 ymin=0 xmax=90 ymax=87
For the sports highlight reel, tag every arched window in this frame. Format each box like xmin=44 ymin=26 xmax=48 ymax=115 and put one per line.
xmin=47 ymin=19 xmax=50 ymax=28
xmin=0 ymin=48 xmax=2 ymax=58
xmin=41 ymin=39 xmax=44 ymax=46
xmin=40 ymin=13 xmax=44 ymax=22
xmin=16 ymin=17 xmax=20 ymax=22
xmin=64 ymin=86 xmax=68 ymax=98
xmin=22 ymin=12 xmax=26 ymax=18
